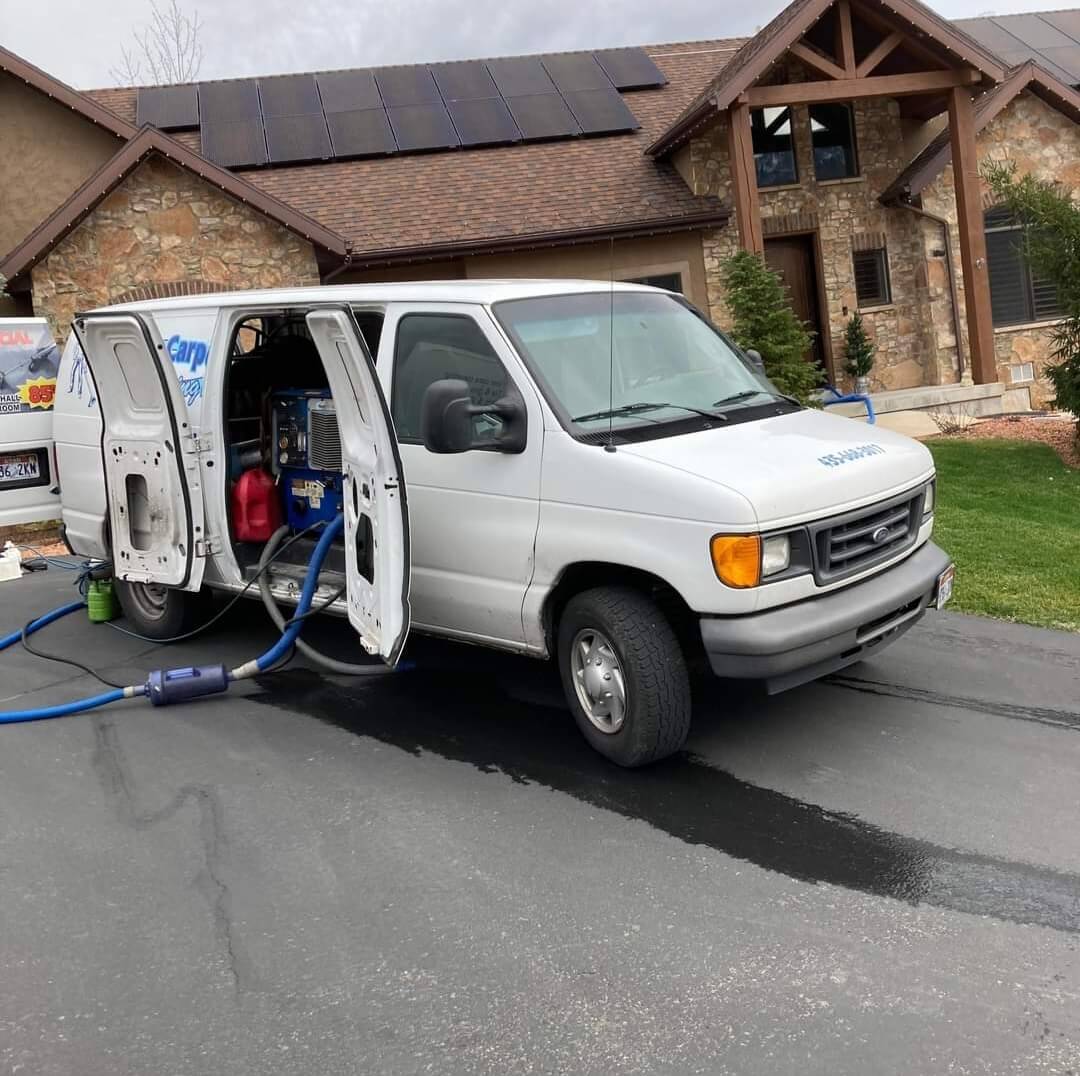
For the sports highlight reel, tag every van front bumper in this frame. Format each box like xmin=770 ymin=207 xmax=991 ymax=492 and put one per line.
xmin=699 ymin=540 xmax=952 ymax=693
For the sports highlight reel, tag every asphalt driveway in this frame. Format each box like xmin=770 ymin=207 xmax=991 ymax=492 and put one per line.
xmin=1 ymin=565 xmax=1078 ymax=1075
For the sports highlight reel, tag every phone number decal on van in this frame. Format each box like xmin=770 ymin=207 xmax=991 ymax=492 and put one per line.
xmin=818 ymin=443 xmax=886 ymax=468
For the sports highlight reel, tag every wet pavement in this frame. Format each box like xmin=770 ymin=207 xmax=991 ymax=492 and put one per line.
xmin=1 ymin=565 xmax=1079 ymax=1075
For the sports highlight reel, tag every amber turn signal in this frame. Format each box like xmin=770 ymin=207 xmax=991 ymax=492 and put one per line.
xmin=710 ymin=534 xmax=761 ymax=588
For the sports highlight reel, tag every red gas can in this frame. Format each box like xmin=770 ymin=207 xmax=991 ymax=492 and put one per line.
xmin=232 ymin=468 xmax=283 ymax=542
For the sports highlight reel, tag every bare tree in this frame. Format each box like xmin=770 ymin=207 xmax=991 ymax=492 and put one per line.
xmin=110 ymin=0 xmax=204 ymax=86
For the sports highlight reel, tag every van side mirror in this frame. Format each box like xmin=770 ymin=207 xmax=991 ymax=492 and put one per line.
xmin=420 ymin=378 xmax=526 ymax=454
xmin=744 ymin=348 xmax=766 ymax=374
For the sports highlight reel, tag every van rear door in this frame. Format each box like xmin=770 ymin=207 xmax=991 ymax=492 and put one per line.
xmin=72 ymin=312 xmax=206 ymax=592
xmin=305 ymin=307 xmax=410 ymax=665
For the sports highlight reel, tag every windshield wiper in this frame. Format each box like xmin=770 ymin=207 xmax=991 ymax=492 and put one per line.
xmin=572 ymin=401 xmax=727 ymax=424
xmin=712 ymin=388 xmax=802 ymax=410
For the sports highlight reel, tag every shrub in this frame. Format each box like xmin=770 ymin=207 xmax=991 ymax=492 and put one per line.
xmin=843 ymin=311 xmax=875 ymax=380
xmin=720 ymin=249 xmax=823 ymax=405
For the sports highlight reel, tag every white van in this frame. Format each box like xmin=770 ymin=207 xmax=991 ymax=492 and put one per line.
xmin=54 ymin=282 xmax=952 ymax=765
xmin=0 ymin=318 xmax=61 ymax=527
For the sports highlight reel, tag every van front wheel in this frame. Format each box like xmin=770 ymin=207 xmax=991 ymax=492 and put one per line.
xmin=114 ymin=580 xmax=209 ymax=641
xmin=557 ymin=587 xmax=691 ymax=767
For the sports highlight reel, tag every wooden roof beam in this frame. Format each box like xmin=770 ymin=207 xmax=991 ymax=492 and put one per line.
xmin=789 ymin=42 xmax=848 ymax=81
xmin=856 ymin=31 xmax=903 ymax=77
xmin=745 ymin=67 xmax=979 ymax=107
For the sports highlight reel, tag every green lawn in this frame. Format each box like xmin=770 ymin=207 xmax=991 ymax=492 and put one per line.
xmin=928 ymin=439 xmax=1080 ymax=632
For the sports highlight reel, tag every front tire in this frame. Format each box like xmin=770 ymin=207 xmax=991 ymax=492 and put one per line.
xmin=114 ymin=580 xmax=210 ymax=640
xmin=557 ymin=586 xmax=692 ymax=767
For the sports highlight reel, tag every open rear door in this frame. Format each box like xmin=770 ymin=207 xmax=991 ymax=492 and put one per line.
xmin=72 ymin=312 xmax=205 ymax=591
xmin=305 ymin=307 xmax=411 ymax=665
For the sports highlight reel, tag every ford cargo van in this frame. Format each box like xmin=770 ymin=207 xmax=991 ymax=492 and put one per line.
xmin=0 ymin=318 xmax=61 ymax=527
xmin=54 ymin=282 xmax=953 ymax=766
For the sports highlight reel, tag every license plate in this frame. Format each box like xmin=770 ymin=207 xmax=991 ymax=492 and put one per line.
xmin=0 ymin=453 xmax=39 ymax=485
xmin=936 ymin=564 xmax=955 ymax=610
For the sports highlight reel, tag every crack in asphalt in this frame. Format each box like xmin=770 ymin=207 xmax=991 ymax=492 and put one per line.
xmin=824 ymin=674 xmax=1080 ymax=732
xmin=90 ymin=717 xmax=252 ymax=997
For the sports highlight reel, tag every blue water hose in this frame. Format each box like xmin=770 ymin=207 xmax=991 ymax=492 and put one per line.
xmin=0 ymin=600 xmax=85 ymax=653
xmin=1 ymin=514 xmax=347 ymax=725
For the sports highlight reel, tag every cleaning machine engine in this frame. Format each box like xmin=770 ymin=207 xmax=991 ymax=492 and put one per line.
xmin=271 ymin=388 xmax=344 ymax=531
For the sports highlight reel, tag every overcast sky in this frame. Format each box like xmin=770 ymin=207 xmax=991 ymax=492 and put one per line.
xmin=2 ymin=0 xmax=1075 ymax=88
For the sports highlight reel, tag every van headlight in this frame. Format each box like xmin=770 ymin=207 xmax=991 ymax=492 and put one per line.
xmin=710 ymin=533 xmax=793 ymax=587
xmin=762 ymin=534 xmax=791 ymax=576
xmin=923 ymin=480 xmax=935 ymax=517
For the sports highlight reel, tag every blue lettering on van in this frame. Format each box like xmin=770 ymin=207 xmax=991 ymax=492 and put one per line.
xmin=817 ymin=443 xmax=886 ymax=468
xmin=177 ymin=374 xmax=204 ymax=408
xmin=68 ymin=346 xmax=97 ymax=407
xmin=167 ymin=335 xmax=209 ymax=372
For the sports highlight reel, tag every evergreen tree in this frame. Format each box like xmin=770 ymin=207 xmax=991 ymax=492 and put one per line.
xmin=843 ymin=312 xmax=875 ymax=381
xmin=720 ymin=249 xmax=822 ymax=405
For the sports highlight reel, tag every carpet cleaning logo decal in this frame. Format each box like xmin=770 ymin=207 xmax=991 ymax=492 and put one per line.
xmin=0 ymin=322 xmax=59 ymax=415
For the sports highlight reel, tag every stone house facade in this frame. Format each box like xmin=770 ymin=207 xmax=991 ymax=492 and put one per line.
xmin=3 ymin=0 xmax=1080 ymax=416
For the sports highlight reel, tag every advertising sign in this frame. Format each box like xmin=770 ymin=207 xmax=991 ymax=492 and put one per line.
xmin=0 ymin=320 xmax=59 ymax=415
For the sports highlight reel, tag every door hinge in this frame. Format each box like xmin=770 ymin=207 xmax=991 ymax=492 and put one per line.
xmin=194 ymin=536 xmax=219 ymax=557
xmin=191 ymin=435 xmax=213 ymax=455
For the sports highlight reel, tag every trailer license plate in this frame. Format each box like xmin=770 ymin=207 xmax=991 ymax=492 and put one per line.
xmin=0 ymin=453 xmax=39 ymax=485
xmin=936 ymin=564 xmax=955 ymax=610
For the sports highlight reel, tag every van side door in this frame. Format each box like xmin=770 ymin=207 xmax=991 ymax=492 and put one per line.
xmin=379 ymin=303 xmax=543 ymax=647
xmin=305 ymin=307 xmax=411 ymax=665
xmin=72 ymin=312 xmax=206 ymax=591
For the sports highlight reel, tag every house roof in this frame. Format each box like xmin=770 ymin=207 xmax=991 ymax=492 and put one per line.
xmin=645 ymin=0 xmax=1007 ymax=158
xmin=83 ymin=39 xmax=740 ymax=267
xmin=0 ymin=44 xmax=136 ymax=140
xmin=956 ymin=11 xmax=1080 ymax=86
xmin=880 ymin=60 xmax=1080 ymax=201
xmin=0 ymin=126 xmax=348 ymax=286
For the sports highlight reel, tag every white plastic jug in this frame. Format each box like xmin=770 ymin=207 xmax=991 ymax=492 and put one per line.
xmin=0 ymin=542 xmax=22 ymax=583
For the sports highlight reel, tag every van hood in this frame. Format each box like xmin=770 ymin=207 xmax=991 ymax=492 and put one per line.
xmin=617 ymin=407 xmax=934 ymax=526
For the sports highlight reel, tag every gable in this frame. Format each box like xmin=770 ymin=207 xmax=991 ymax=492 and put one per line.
xmin=0 ymin=71 xmax=123 ymax=260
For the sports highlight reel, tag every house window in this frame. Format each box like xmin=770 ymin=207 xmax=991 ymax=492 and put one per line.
xmin=751 ymin=106 xmax=797 ymax=187
xmin=810 ymin=103 xmax=858 ymax=180
xmin=624 ymin=272 xmax=683 ymax=293
xmin=853 ymin=247 xmax=891 ymax=307
xmin=1009 ymin=362 xmax=1034 ymax=384
xmin=985 ymin=207 xmax=1063 ymax=326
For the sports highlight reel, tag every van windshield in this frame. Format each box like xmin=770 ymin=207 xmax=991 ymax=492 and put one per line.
xmin=494 ymin=291 xmax=792 ymax=435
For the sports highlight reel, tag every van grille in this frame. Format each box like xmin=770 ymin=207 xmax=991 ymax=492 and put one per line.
xmin=810 ymin=488 xmax=924 ymax=583
xmin=307 ymin=401 xmax=342 ymax=471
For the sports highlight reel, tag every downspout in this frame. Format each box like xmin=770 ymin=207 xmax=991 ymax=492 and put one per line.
xmin=891 ymin=199 xmax=966 ymax=381
xmin=322 ymin=246 xmax=355 ymax=284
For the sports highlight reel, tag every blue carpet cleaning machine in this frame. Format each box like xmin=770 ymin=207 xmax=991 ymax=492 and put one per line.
xmin=271 ymin=389 xmax=344 ymax=532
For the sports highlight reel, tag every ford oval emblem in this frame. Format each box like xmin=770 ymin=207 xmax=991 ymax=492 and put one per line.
xmin=871 ymin=525 xmax=890 ymax=545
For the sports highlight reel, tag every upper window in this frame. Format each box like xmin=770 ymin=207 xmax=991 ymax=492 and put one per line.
xmin=391 ymin=313 xmax=508 ymax=444
xmin=810 ymin=103 xmax=858 ymax=181
xmin=985 ymin=207 xmax=1063 ymax=327
xmin=624 ymin=272 xmax=684 ymax=293
xmin=853 ymin=247 xmax=891 ymax=307
xmin=751 ymin=106 xmax=797 ymax=187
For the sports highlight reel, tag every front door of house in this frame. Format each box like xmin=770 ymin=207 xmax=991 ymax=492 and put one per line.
xmin=764 ymin=235 xmax=825 ymax=372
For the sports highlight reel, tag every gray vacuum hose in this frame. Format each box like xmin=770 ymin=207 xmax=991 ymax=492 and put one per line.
xmin=257 ymin=524 xmax=393 ymax=676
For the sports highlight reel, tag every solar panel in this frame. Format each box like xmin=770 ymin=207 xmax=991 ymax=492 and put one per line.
xmin=432 ymin=60 xmax=498 ymax=101
xmin=505 ymin=94 xmax=580 ymax=140
xmin=487 ymin=56 xmax=556 ymax=97
xmin=1036 ymin=44 xmax=1080 ymax=81
xmin=563 ymin=88 xmax=639 ymax=134
xmin=375 ymin=65 xmax=440 ymax=106
xmin=317 ymin=69 xmax=382 ymax=113
xmin=136 ymin=85 xmax=199 ymax=129
xmin=593 ymin=48 xmax=667 ymax=90
xmin=992 ymin=12 xmax=1074 ymax=47
xmin=448 ymin=97 xmax=520 ymax=146
xmin=541 ymin=53 xmax=612 ymax=93
xmin=265 ymin=113 xmax=332 ymax=163
xmin=1042 ymin=9 xmax=1080 ymax=42
xmin=200 ymin=118 xmax=268 ymax=167
xmin=199 ymin=79 xmax=261 ymax=124
xmin=259 ymin=74 xmax=321 ymax=117
xmin=387 ymin=102 xmax=459 ymax=151
xmin=326 ymin=108 xmax=397 ymax=157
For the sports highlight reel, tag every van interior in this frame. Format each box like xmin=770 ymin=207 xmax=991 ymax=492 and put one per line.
xmin=222 ymin=309 xmax=383 ymax=587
